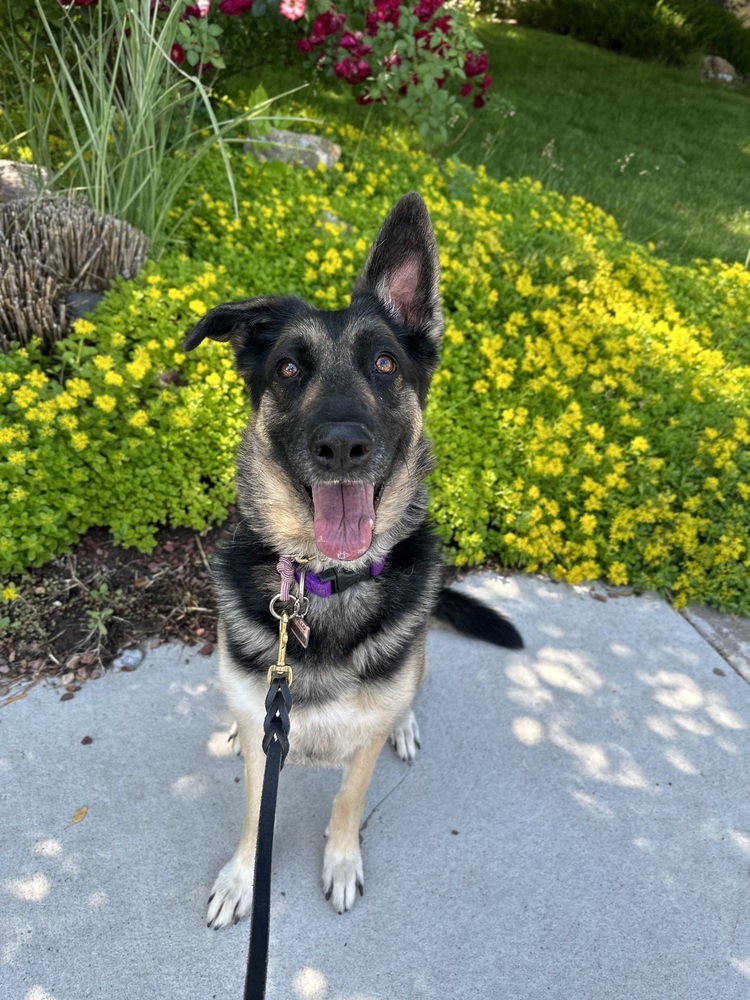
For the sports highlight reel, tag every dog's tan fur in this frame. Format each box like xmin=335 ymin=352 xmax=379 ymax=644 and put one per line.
xmin=184 ymin=194 xmax=522 ymax=930
xmin=206 ymin=625 xmax=426 ymax=924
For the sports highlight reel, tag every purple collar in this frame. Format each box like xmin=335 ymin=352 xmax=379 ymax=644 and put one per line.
xmin=295 ymin=559 xmax=385 ymax=598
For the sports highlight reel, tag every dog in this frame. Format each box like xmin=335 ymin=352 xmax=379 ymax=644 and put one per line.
xmin=183 ymin=192 xmax=523 ymax=929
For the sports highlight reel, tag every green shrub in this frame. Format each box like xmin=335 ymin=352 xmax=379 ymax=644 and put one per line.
xmin=0 ymin=261 xmax=244 ymax=567
xmin=509 ymin=0 xmax=750 ymax=72
xmin=1 ymin=121 xmax=750 ymax=613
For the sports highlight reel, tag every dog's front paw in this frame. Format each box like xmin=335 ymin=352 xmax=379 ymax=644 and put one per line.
xmin=322 ymin=847 xmax=364 ymax=914
xmin=227 ymin=720 xmax=242 ymax=756
xmin=390 ymin=708 xmax=421 ymax=762
xmin=206 ymin=857 xmax=254 ymax=929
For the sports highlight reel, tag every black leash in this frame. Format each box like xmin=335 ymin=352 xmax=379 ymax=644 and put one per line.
xmin=243 ymin=673 xmax=292 ymax=1000
xmin=238 ymin=555 xmax=387 ymax=996
xmin=238 ymin=556 xmax=385 ymax=995
xmin=243 ymin=609 xmax=294 ymax=1000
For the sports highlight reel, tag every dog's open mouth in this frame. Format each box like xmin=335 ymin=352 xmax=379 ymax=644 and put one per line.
xmin=302 ymin=482 xmax=381 ymax=561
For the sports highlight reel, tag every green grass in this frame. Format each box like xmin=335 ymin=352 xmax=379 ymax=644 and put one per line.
xmin=450 ymin=23 xmax=750 ymax=266
xmin=235 ymin=21 xmax=750 ymax=266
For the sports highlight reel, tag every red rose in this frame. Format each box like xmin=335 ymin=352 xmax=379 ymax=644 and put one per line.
xmin=464 ymin=50 xmax=488 ymax=78
xmin=218 ymin=0 xmax=254 ymax=12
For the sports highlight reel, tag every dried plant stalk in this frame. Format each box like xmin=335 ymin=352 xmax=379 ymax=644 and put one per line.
xmin=0 ymin=195 xmax=149 ymax=354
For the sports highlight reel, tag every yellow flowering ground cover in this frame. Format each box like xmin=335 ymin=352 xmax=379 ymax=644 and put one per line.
xmin=1 ymin=123 xmax=749 ymax=614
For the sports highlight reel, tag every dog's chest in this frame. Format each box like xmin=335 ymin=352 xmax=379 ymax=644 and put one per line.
xmin=286 ymin=697 xmax=393 ymax=765
xmin=222 ymin=650 xmax=414 ymax=767
xmin=218 ymin=555 xmax=435 ymax=766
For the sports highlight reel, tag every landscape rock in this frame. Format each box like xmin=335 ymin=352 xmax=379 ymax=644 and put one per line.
xmin=702 ymin=55 xmax=736 ymax=82
xmin=723 ymin=1 xmax=750 ymax=28
xmin=111 ymin=647 xmax=144 ymax=670
xmin=65 ymin=291 xmax=106 ymax=323
xmin=246 ymin=129 xmax=341 ymax=171
xmin=0 ymin=159 xmax=49 ymax=203
xmin=320 ymin=210 xmax=350 ymax=231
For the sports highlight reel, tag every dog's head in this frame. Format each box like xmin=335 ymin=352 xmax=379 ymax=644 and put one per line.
xmin=183 ymin=192 xmax=443 ymax=563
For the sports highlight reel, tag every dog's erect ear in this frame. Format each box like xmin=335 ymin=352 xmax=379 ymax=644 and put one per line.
xmin=353 ymin=192 xmax=442 ymax=345
xmin=182 ymin=296 xmax=294 ymax=353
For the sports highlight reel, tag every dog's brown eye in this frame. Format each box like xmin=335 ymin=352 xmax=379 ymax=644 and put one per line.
xmin=374 ymin=354 xmax=396 ymax=375
xmin=278 ymin=360 xmax=299 ymax=379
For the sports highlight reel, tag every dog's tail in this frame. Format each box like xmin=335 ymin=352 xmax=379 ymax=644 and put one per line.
xmin=434 ymin=587 xmax=524 ymax=650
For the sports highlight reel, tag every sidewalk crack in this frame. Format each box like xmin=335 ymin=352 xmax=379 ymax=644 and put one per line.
xmin=681 ymin=609 xmax=750 ymax=687
xmin=360 ymin=771 xmax=410 ymax=834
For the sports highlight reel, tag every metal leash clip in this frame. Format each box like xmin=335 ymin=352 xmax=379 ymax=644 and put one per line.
xmin=266 ymin=610 xmax=294 ymax=687
xmin=269 ymin=571 xmax=310 ymax=650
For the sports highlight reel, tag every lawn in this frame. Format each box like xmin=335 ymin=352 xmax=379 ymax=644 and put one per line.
xmin=456 ymin=22 xmax=750 ymax=266
xmin=242 ymin=21 xmax=750 ymax=266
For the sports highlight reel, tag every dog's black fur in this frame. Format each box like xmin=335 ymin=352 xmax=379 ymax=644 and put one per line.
xmin=184 ymin=192 xmax=522 ymax=926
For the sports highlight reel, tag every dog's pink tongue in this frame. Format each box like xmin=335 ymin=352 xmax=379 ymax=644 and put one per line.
xmin=311 ymin=482 xmax=375 ymax=561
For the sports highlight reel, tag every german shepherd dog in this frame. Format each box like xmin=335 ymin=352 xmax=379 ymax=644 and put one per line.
xmin=183 ymin=192 xmax=522 ymax=929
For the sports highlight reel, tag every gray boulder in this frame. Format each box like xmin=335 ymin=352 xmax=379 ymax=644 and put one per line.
xmin=246 ymin=129 xmax=341 ymax=171
xmin=0 ymin=159 xmax=50 ymax=203
xmin=702 ymin=55 xmax=736 ymax=83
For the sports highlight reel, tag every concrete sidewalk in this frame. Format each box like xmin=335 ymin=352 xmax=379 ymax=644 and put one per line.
xmin=1 ymin=573 xmax=749 ymax=1000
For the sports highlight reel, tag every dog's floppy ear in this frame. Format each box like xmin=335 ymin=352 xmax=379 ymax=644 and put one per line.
xmin=182 ymin=296 xmax=292 ymax=353
xmin=353 ymin=192 xmax=443 ymax=345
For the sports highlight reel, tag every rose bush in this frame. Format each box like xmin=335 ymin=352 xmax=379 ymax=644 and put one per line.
xmin=296 ymin=0 xmax=491 ymax=142
xmin=5 ymin=1 xmax=490 ymax=145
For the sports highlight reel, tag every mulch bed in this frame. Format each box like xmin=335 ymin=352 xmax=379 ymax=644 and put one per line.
xmin=0 ymin=508 xmax=491 ymax=706
xmin=0 ymin=509 xmax=242 ymax=703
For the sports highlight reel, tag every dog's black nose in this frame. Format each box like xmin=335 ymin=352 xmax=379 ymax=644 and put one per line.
xmin=311 ymin=422 xmax=373 ymax=475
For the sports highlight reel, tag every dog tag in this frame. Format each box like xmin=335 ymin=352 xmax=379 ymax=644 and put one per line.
xmin=289 ymin=615 xmax=310 ymax=649
xmin=289 ymin=568 xmax=310 ymax=648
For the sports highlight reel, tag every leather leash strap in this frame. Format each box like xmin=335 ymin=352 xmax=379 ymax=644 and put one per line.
xmin=243 ymin=620 xmax=293 ymax=1000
